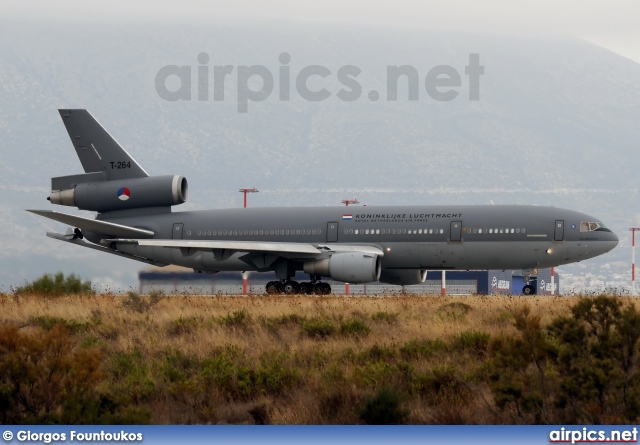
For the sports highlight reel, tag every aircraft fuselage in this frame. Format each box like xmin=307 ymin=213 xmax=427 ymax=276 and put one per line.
xmin=94 ymin=204 xmax=618 ymax=274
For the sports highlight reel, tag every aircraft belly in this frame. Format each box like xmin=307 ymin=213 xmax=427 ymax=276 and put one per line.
xmin=413 ymin=241 xmax=559 ymax=270
xmin=460 ymin=241 xmax=551 ymax=269
xmin=115 ymin=244 xmax=259 ymax=272
xmin=113 ymin=239 xmax=597 ymax=274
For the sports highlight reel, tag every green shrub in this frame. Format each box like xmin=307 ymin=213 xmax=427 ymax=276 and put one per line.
xmin=437 ymin=302 xmax=472 ymax=319
xmin=30 ymin=315 xmax=92 ymax=334
xmin=167 ymin=316 xmax=200 ymax=336
xmin=357 ymin=344 xmax=397 ymax=364
xmin=400 ymin=338 xmax=448 ymax=360
xmin=260 ymin=313 xmax=307 ymax=331
xmin=450 ymin=330 xmax=490 ymax=355
xmin=108 ymin=349 xmax=156 ymax=404
xmin=411 ymin=365 xmax=466 ymax=400
xmin=370 ymin=311 xmax=399 ymax=323
xmin=353 ymin=361 xmax=395 ymax=388
xmin=358 ymin=387 xmax=408 ymax=424
xmin=121 ymin=290 xmax=164 ymax=313
xmin=301 ymin=319 xmax=336 ymax=339
xmin=339 ymin=318 xmax=371 ymax=337
xmin=220 ymin=309 xmax=252 ymax=327
xmin=15 ymin=272 xmax=93 ymax=296
xmin=0 ymin=323 xmax=148 ymax=424
xmin=488 ymin=298 xmax=640 ymax=424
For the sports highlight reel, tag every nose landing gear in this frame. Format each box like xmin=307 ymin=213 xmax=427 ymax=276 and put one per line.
xmin=522 ymin=272 xmax=537 ymax=295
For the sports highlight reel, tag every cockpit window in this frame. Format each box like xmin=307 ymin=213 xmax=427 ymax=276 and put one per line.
xmin=580 ymin=222 xmax=611 ymax=232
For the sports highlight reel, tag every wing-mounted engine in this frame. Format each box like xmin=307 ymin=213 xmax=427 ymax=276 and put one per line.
xmin=379 ymin=269 xmax=427 ymax=285
xmin=303 ymin=252 xmax=381 ymax=284
xmin=49 ymin=174 xmax=188 ymax=212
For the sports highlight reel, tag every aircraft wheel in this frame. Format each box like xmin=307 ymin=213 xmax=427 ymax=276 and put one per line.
xmin=266 ymin=281 xmax=280 ymax=294
xmin=299 ymin=282 xmax=311 ymax=294
xmin=283 ymin=281 xmax=299 ymax=294
xmin=522 ymin=285 xmax=536 ymax=295
xmin=319 ymin=283 xmax=331 ymax=295
xmin=310 ymin=283 xmax=320 ymax=295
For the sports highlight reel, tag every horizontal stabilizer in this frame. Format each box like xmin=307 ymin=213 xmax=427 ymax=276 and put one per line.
xmin=28 ymin=210 xmax=154 ymax=238
xmin=46 ymin=232 xmax=166 ymax=266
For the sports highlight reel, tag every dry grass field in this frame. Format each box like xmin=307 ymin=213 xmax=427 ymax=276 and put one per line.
xmin=1 ymin=292 xmax=639 ymax=425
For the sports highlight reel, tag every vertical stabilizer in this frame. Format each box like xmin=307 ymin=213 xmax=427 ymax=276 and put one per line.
xmin=58 ymin=109 xmax=148 ymax=180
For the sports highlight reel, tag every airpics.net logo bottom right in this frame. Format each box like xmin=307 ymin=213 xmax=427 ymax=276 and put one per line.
xmin=155 ymin=52 xmax=484 ymax=112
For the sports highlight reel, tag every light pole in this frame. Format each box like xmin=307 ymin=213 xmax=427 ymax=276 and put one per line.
xmin=239 ymin=187 xmax=259 ymax=208
xmin=631 ymin=228 xmax=640 ymax=295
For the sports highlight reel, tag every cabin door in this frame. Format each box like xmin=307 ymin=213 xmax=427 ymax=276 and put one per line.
xmin=327 ymin=222 xmax=339 ymax=242
xmin=450 ymin=221 xmax=462 ymax=242
xmin=554 ymin=220 xmax=564 ymax=241
xmin=172 ymin=223 xmax=184 ymax=239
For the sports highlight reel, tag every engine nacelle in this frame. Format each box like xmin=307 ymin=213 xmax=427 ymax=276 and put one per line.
xmin=303 ymin=252 xmax=381 ymax=284
xmin=50 ymin=175 xmax=188 ymax=212
xmin=379 ymin=269 xmax=427 ymax=286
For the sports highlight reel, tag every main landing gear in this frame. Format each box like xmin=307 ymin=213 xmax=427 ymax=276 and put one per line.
xmin=265 ymin=280 xmax=331 ymax=295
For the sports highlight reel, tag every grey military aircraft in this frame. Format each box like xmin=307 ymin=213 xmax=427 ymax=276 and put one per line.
xmin=29 ymin=110 xmax=619 ymax=295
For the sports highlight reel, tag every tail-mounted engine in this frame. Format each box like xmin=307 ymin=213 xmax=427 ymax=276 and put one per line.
xmin=49 ymin=173 xmax=188 ymax=213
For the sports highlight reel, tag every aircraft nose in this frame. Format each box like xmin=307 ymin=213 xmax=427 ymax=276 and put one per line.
xmin=599 ymin=230 xmax=619 ymax=255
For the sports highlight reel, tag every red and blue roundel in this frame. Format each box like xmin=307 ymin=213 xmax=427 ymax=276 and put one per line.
xmin=117 ymin=187 xmax=130 ymax=201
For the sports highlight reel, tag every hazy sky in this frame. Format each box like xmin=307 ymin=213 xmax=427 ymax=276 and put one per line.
xmin=5 ymin=0 xmax=640 ymax=63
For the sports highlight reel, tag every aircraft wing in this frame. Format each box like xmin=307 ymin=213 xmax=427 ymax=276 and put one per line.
xmin=27 ymin=210 xmax=155 ymax=238
xmin=105 ymin=239 xmax=385 ymax=257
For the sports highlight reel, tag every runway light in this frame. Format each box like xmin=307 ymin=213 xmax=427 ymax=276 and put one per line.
xmin=386 ymin=247 xmax=391 ymax=252
xmin=546 ymin=249 xmax=553 ymax=254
